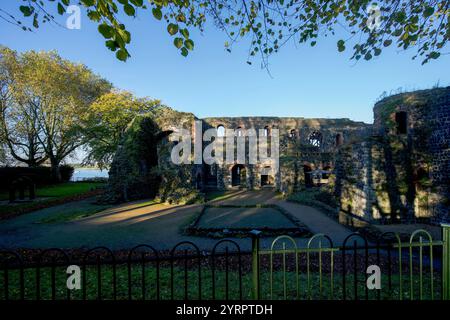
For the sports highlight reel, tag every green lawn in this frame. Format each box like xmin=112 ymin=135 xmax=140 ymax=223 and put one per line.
xmin=37 ymin=202 xmax=113 ymax=224
xmin=205 ymin=190 xmax=240 ymax=202
xmin=0 ymin=265 xmax=441 ymax=300
xmin=0 ymin=182 xmax=105 ymax=201
xmin=36 ymin=199 xmax=158 ymax=224
xmin=0 ymin=182 xmax=106 ymax=217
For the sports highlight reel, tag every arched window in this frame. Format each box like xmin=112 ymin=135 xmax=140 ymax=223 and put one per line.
xmin=236 ymin=126 xmax=244 ymax=137
xmin=231 ymin=164 xmax=246 ymax=186
xmin=308 ymin=131 xmax=322 ymax=147
xmin=217 ymin=125 xmax=225 ymax=137
xmin=289 ymin=129 xmax=296 ymax=139
xmin=263 ymin=126 xmax=270 ymax=137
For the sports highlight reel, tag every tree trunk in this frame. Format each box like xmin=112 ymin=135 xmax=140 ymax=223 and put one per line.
xmin=50 ymin=159 xmax=61 ymax=182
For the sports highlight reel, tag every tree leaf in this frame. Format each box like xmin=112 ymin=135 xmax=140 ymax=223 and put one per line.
xmin=57 ymin=3 xmax=65 ymax=15
xmin=383 ymin=39 xmax=392 ymax=47
xmin=184 ymin=39 xmax=194 ymax=51
xmin=123 ymin=4 xmax=135 ymax=16
xmin=117 ymin=29 xmax=131 ymax=44
xmin=423 ymin=6 xmax=434 ymax=18
xmin=98 ymin=24 xmax=114 ymax=39
xmin=33 ymin=13 xmax=39 ymax=28
xmin=19 ymin=6 xmax=33 ymax=17
xmin=167 ymin=23 xmax=179 ymax=36
xmin=181 ymin=47 xmax=188 ymax=57
xmin=152 ymin=7 xmax=162 ymax=20
xmin=180 ymin=28 xmax=189 ymax=39
xmin=429 ymin=51 xmax=440 ymax=59
xmin=364 ymin=52 xmax=372 ymax=60
xmin=87 ymin=11 xmax=101 ymax=22
xmin=81 ymin=0 xmax=96 ymax=6
xmin=116 ymin=49 xmax=129 ymax=61
xmin=337 ymin=40 xmax=345 ymax=52
xmin=173 ymin=37 xmax=183 ymax=49
xmin=105 ymin=40 xmax=118 ymax=51
xmin=130 ymin=0 xmax=144 ymax=7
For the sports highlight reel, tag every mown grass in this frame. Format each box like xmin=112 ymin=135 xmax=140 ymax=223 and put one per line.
xmin=0 ymin=265 xmax=441 ymax=300
xmin=32 ymin=182 xmax=105 ymax=198
xmin=37 ymin=203 xmax=113 ymax=224
xmin=205 ymin=190 xmax=240 ymax=202
xmin=37 ymin=199 xmax=158 ymax=224
xmin=0 ymin=182 xmax=105 ymax=217
xmin=0 ymin=182 xmax=105 ymax=201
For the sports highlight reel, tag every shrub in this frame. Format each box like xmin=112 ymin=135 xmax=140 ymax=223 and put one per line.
xmin=0 ymin=166 xmax=52 ymax=188
xmin=59 ymin=165 xmax=74 ymax=182
xmin=0 ymin=165 xmax=75 ymax=189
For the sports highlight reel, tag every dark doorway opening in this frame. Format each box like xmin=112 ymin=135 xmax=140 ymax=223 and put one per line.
xmin=261 ymin=175 xmax=269 ymax=186
xmin=304 ymin=165 xmax=313 ymax=187
xmin=395 ymin=112 xmax=407 ymax=134
xmin=336 ymin=133 xmax=343 ymax=147
xmin=231 ymin=164 xmax=246 ymax=187
xmin=261 ymin=166 xmax=273 ymax=187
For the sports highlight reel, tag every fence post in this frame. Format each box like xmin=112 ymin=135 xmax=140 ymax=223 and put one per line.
xmin=442 ymin=223 xmax=450 ymax=300
xmin=250 ymin=230 xmax=261 ymax=300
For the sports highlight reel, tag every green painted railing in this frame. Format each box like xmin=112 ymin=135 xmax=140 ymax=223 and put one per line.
xmin=443 ymin=223 xmax=450 ymax=300
xmin=251 ymin=224 xmax=450 ymax=300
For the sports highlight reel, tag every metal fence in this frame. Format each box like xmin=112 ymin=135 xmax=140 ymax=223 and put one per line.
xmin=1 ymin=224 xmax=449 ymax=300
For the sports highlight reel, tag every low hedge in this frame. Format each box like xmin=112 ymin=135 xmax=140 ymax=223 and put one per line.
xmin=0 ymin=165 xmax=74 ymax=188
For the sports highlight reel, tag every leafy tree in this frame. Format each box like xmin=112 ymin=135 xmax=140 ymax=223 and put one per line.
xmin=0 ymin=47 xmax=48 ymax=167
xmin=2 ymin=1 xmax=448 ymax=65
xmin=83 ymin=90 xmax=161 ymax=168
xmin=0 ymin=47 xmax=111 ymax=180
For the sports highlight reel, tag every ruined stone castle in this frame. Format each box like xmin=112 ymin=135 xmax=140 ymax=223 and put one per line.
xmin=108 ymin=87 xmax=450 ymax=224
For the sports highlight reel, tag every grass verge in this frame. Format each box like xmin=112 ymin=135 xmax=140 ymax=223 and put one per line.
xmin=0 ymin=265 xmax=440 ymax=300
xmin=0 ymin=182 xmax=106 ymax=220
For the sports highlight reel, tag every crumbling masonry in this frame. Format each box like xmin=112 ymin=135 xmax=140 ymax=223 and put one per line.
xmin=108 ymin=87 xmax=449 ymax=224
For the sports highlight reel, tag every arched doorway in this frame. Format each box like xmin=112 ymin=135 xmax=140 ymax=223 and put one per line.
xmin=231 ymin=164 xmax=246 ymax=187
xmin=303 ymin=165 xmax=313 ymax=187
xmin=261 ymin=166 xmax=273 ymax=187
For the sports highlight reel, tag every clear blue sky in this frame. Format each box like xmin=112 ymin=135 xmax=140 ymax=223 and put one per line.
xmin=1 ymin=1 xmax=449 ymax=124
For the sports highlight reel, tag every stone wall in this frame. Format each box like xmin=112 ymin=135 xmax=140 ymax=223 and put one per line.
xmin=337 ymin=87 xmax=450 ymax=224
xmin=106 ymin=87 xmax=448 ymax=224
xmin=200 ymin=117 xmax=371 ymax=192
xmin=106 ymin=107 xmax=203 ymax=204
